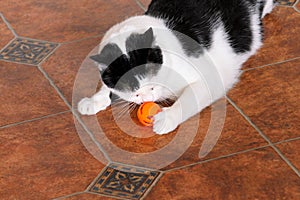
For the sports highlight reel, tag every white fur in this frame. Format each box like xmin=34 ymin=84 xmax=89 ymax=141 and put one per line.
xmin=79 ymin=5 xmax=272 ymax=134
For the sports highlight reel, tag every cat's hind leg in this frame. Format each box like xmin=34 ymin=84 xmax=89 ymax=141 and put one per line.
xmin=78 ymin=85 xmax=111 ymax=115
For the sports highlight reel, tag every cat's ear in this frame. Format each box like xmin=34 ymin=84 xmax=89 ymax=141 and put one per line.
xmin=90 ymin=43 xmax=123 ymax=69
xmin=126 ymin=27 xmax=155 ymax=52
xmin=143 ymin=27 xmax=154 ymax=45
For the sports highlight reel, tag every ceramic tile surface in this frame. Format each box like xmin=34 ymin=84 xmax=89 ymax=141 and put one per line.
xmin=147 ymin=148 xmax=300 ymax=200
xmin=41 ymin=37 xmax=101 ymax=103
xmin=61 ymin=193 xmax=116 ymax=200
xmin=276 ymin=0 xmax=297 ymax=6
xmin=0 ymin=0 xmax=143 ymax=43
xmin=229 ymin=59 xmax=300 ymax=142
xmin=0 ymin=38 xmax=58 ymax=65
xmin=0 ymin=113 xmax=105 ymax=199
xmin=0 ymin=16 xmax=14 ymax=49
xmin=89 ymin=163 xmax=160 ymax=199
xmin=1 ymin=1 xmax=299 ymax=200
xmin=276 ymin=139 xmax=300 ymax=171
xmin=0 ymin=61 xmax=68 ymax=127
xmin=243 ymin=7 xmax=300 ymax=69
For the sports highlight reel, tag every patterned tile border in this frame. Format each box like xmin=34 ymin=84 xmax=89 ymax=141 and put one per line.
xmin=276 ymin=0 xmax=297 ymax=6
xmin=90 ymin=163 xmax=161 ymax=199
xmin=0 ymin=38 xmax=58 ymax=65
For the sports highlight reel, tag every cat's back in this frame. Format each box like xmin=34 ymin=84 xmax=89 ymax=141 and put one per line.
xmin=146 ymin=0 xmax=261 ymax=55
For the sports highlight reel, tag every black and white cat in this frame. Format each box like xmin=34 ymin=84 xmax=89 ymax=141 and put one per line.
xmin=78 ymin=0 xmax=275 ymax=134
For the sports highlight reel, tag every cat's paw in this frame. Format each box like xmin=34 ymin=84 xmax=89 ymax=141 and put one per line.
xmin=153 ymin=107 xmax=180 ymax=135
xmin=78 ymin=96 xmax=111 ymax=115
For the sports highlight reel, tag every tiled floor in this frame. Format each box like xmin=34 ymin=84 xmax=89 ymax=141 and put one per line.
xmin=0 ymin=0 xmax=299 ymax=199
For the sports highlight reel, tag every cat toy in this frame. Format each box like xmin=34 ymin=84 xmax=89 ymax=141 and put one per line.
xmin=137 ymin=102 xmax=162 ymax=126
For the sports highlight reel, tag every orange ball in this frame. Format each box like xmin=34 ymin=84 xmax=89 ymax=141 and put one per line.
xmin=137 ymin=102 xmax=162 ymax=126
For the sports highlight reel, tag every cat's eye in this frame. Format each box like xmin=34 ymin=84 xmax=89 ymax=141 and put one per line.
xmin=151 ymin=87 xmax=154 ymax=90
xmin=136 ymin=94 xmax=139 ymax=97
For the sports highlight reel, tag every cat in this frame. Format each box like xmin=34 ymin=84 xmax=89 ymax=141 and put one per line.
xmin=78 ymin=0 xmax=275 ymax=134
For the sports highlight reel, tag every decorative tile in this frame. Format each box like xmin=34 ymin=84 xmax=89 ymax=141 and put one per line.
xmin=0 ymin=38 xmax=57 ymax=65
xmin=276 ymin=0 xmax=297 ymax=6
xmin=90 ymin=163 xmax=161 ymax=199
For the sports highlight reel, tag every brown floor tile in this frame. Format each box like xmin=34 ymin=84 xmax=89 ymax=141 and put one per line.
xmin=276 ymin=139 xmax=300 ymax=171
xmin=62 ymin=193 xmax=115 ymax=200
xmin=0 ymin=113 xmax=105 ymax=199
xmin=0 ymin=61 xmax=68 ymax=127
xmin=0 ymin=16 xmax=14 ymax=50
xmin=77 ymin=98 xmax=267 ymax=170
xmin=41 ymin=37 xmax=101 ymax=104
xmin=0 ymin=0 xmax=143 ymax=43
xmin=243 ymin=7 xmax=300 ymax=69
xmin=229 ymin=59 xmax=300 ymax=143
xmin=146 ymin=148 xmax=300 ymax=200
xmin=296 ymin=1 xmax=300 ymax=11
xmin=163 ymin=103 xmax=268 ymax=170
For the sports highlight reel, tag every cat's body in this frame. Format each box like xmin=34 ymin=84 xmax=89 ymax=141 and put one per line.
xmin=78 ymin=0 xmax=275 ymax=134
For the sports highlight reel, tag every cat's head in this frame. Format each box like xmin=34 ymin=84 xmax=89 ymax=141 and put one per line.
xmin=90 ymin=27 xmax=170 ymax=104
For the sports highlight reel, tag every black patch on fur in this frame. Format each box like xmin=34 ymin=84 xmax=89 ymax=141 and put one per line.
xmin=90 ymin=29 xmax=163 ymax=91
xmin=218 ymin=0 xmax=253 ymax=53
xmin=146 ymin=0 xmax=215 ymax=57
xmin=146 ymin=0 xmax=260 ymax=54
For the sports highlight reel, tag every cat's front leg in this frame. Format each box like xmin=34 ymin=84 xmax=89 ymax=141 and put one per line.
xmin=153 ymin=106 xmax=181 ymax=135
xmin=78 ymin=84 xmax=111 ymax=115
xmin=153 ymin=81 xmax=216 ymax=135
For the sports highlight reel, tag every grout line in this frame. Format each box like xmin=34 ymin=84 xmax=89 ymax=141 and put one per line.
xmin=52 ymin=191 xmax=85 ymax=200
xmin=274 ymin=136 xmax=300 ymax=145
xmin=72 ymin=110 xmax=112 ymax=163
xmin=0 ymin=57 xmax=39 ymax=67
xmin=243 ymin=57 xmax=300 ymax=72
xmin=60 ymin=34 xmax=103 ymax=45
xmin=84 ymin=164 xmax=110 ymax=192
xmin=112 ymin=161 xmax=164 ymax=173
xmin=38 ymin=43 xmax=61 ymax=66
xmin=227 ymin=96 xmax=300 ymax=177
xmin=135 ymin=0 xmax=147 ymax=11
xmin=293 ymin=0 xmax=300 ymax=12
xmin=0 ymin=12 xmax=18 ymax=37
xmin=17 ymin=36 xmax=58 ymax=45
xmin=140 ymin=171 xmax=164 ymax=200
xmin=37 ymin=65 xmax=112 ymax=163
xmin=165 ymin=145 xmax=271 ymax=172
xmin=37 ymin=65 xmax=73 ymax=109
xmin=0 ymin=37 xmax=16 ymax=54
xmin=0 ymin=111 xmax=71 ymax=130
xmin=87 ymin=191 xmax=131 ymax=200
